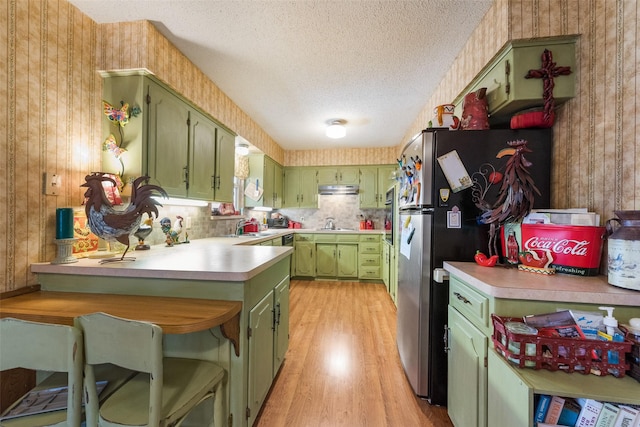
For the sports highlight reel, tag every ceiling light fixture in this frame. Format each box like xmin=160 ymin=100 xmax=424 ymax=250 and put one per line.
xmin=326 ymin=119 xmax=346 ymax=139
xmin=235 ymin=142 xmax=250 ymax=156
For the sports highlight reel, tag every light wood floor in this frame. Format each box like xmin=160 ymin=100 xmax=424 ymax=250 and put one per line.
xmin=254 ymin=280 xmax=453 ymax=427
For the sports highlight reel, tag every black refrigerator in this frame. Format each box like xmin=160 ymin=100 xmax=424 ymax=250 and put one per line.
xmin=396 ymin=128 xmax=552 ymax=405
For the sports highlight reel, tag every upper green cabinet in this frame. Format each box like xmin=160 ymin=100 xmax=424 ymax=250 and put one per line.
xmin=102 ymin=73 xmax=235 ymax=202
xmin=283 ymin=167 xmax=317 ymax=208
xmin=359 ymin=165 xmax=396 ymax=208
xmin=453 ymin=35 xmax=577 ymax=122
xmin=317 ymin=167 xmax=360 ymax=185
xmin=245 ymin=154 xmax=283 ymax=208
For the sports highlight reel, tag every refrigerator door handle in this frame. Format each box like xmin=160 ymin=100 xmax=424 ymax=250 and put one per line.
xmin=443 ymin=324 xmax=450 ymax=353
xmin=433 ymin=268 xmax=449 ymax=283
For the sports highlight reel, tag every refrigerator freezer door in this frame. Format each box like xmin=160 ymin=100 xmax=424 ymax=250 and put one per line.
xmin=396 ymin=211 xmax=432 ymax=397
xmin=398 ymin=132 xmax=434 ymax=209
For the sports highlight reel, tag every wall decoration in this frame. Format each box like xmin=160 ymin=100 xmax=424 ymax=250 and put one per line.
xmin=102 ymin=100 xmax=141 ymax=189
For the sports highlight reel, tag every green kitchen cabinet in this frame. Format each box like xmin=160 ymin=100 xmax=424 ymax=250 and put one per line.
xmin=447 ymin=305 xmax=488 ymax=427
xmin=359 ymin=165 xmax=396 ymax=208
xmin=293 ymin=234 xmax=315 ymax=277
xmin=316 ymin=243 xmax=358 ymax=278
xmin=245 ymin=154 xmax=283 ymax=208
xmin=317 ymin=167 xmax=360 ymax=185
xmin=283 ymin=167 xmax=317 ymax=208
xmin=102 ymin=73 xmax=235 ymax=201
xmin=445 ymin=265 xmax=640 ymax=427
xmin=382 ymin=242 xmax=391 ymax=291
xmin=358 ymin=234 xmax=381 ymax=279
xmin=247 ymin=276 xmax=289 ymax=426
xmin=189 ymin=109 xmax=235 ymax=202
xmin=453 ymin=35 xmax=577 ymax=124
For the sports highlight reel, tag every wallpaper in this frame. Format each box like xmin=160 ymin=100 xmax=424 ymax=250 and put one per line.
xmin=1 ymin=0 xmax=638 ymax=291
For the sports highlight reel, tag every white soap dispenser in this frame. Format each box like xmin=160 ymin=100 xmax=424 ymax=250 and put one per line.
xmin=599 ymin=306 xmax=618 ymax=335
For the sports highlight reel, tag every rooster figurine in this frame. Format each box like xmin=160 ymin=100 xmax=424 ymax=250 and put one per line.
xmin=134 ymin=217 xmax=154 ymax=250
xmin=475 ymin=139 xmax=540 ymax=257
xmin=82 ymin=174 xmax=167 ymax=262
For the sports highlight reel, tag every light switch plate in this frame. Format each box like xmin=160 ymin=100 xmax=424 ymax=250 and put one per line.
xmin=44 ymin=172 xmax=61 ymax=195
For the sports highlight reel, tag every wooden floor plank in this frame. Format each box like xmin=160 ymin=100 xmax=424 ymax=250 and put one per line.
xmin=255 ymin=280 xmax=453 ymax=426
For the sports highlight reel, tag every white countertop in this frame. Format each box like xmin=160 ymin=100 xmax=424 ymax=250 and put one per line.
xmin=32 ymin=238 xmax=293 ymax=282
xmin=443 ymin=261 xmax=640 ymax=306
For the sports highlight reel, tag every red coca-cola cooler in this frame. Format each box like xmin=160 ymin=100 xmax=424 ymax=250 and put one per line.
xmin=501 ymin=223 xmax=606 ymax=276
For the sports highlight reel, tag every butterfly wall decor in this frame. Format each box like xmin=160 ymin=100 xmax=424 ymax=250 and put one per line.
xmin=103 ymin=134 xmax=127 ymax=159
xmin=103 ymin=100 xmax=129 ymax=127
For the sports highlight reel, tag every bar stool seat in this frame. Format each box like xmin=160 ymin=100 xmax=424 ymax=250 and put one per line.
xmin=76 ymin=312 xmax=226 ymax=427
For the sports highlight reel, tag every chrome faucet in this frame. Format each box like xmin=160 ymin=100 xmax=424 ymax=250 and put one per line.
xmin=324 ymin=217 xmax=336 ymax=230
xmin=236 ymin=220 xmax=248 ymax=235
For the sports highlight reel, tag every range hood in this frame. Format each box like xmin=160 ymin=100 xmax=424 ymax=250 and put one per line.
xmin=318 ymin=184 xmax=359 ymax=195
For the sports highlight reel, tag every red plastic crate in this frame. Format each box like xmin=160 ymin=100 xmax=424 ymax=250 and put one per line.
xmin=491 ymin=314 xmax=632 ymax=378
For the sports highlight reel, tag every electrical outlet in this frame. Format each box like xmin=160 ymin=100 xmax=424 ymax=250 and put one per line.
xmin=185 ymin=217 xmax=192 ymax=229
xmin=300 ymin=216 xmax=304 ymax=222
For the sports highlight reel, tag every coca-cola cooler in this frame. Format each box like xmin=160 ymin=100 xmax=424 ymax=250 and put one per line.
xmin=501 ymin=223 xmax=606 ymax=276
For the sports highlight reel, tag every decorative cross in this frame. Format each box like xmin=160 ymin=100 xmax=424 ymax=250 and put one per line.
xmin=525 ymin=49 xmax=572 ymax=124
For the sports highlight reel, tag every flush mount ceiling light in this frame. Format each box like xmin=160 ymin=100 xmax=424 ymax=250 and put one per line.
xmin=326 ymin=119 xmax=347 ymax=139
xmin=235 ymin=142 xmax=250 ymax=156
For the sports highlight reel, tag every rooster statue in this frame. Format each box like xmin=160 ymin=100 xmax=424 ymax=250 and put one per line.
xmin=82 ymin=174 xmax=167 ymax=261
xmin=475 ymin=139 xmax=540 ymax=257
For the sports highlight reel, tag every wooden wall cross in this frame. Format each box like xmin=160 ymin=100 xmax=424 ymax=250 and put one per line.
xmin=525 ymin=49 xmax=572 ymax=124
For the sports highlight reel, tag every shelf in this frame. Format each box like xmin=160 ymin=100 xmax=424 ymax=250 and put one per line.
xmin=495 ymin=348 xmax=640 ymax=405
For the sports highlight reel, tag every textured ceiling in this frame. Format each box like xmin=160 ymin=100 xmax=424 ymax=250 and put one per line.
xmin=69 ymin=0 xmax=492 ymax=151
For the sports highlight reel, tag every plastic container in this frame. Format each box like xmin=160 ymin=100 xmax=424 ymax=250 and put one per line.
xmin=491 ymin=314 xmax=632 ymax=378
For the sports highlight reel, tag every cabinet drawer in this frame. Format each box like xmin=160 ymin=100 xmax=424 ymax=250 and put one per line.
xmin=359 ymin=235 xmax=380 ymax=243
xmin=314 ymin=234 xmax=336 ymax=243
xmin=336 ymin=234 xmax=359 ymax=243
xmin=359 ymin=255 xmax=380 ymax=266
xmin=359 ymin=266 xmax=381 ymax=279
xmin=449 ymin=276 xmax=490 ymax=331
xmin=295 ymin=234 xmax=314 ymax=242
xmin=359 ymin=243 xmax=380 ymax=254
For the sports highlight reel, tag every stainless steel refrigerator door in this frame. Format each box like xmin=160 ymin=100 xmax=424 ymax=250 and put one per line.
xmin=396 ymin=211 xmax=432 ymax=397
xmin=398 ymin=132 xmax=434 ymax=209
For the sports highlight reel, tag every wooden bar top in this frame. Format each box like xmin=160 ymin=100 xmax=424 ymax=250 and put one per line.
xmin=0 ymin=291 xmax=243 ymax=355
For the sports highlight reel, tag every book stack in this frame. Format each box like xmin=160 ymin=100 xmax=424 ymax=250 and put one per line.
xmin=534 ymin=395 xmax=640 ymax=427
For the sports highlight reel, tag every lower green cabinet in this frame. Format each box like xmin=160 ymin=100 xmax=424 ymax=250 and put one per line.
xmin=247 ymin=277 xmax=289 ymax=426
xmin=316 ymin=244 xmax=358 ymax=278
xmin=294 ymin=234 xmax=315 ymax=277
xmin=447 ymin=305 xmax=488 ymax=427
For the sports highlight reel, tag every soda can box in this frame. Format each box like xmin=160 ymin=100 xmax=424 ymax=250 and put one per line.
xmin=501 ymin=223 xmax=606 ymax=276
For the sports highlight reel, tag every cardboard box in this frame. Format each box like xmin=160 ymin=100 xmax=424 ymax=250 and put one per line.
xmin=502 ymin=223 xmax=606 ymax=276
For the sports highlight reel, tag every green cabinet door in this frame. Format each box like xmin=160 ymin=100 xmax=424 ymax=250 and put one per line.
xmin=294 ymin=241 xmax=315 ymax=277
xmin=246 ymin=155 xmax=283 ymax=208
xmin=147 ymin=79 xmax=190 ymax=197
xmin=188 ymin=109 xmax=217 ymax=200
xmin=317 ymin=167 xmax=359 ymax=185
xmin=273 ymin=278 xmax=289 ymax=374
xmin=447 ymin=306 xmax=488 ymax=427
xmin=359 ymin=167 xmax=378 ymax=208
xmin=337 ymin=244 xmax=358 ymax=277
xmin=382 ymin=242 xmax=391 ymax=291
xmin=213 ymin=126 xmax=235 ymax=202
xmin=248 ymin=290 xmax=275 ymax=423
xmin=487 ymin=349 xmax=532 ymax=427
xmin=273 ymin=161 xmax=283 ymax=208
xmin=283 ymin=167 xmax=317 ymax=208
xmin=377 ymin=165 xmax=396 ymax=202
xmin=316 ymin=244 xmax=337 ymax=277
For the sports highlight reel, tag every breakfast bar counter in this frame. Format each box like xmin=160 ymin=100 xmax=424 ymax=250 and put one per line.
xmin=28 ymin=237 xmax=293 ymax=427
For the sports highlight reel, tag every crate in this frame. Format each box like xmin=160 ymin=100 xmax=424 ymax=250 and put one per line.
xmin=491 ymin=314 xmax=633 ymax=378
xmin=622 ymin=325 xmax=640 ymax=383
